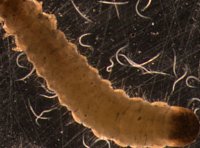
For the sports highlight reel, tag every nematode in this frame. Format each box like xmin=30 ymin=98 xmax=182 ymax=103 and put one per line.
xmin=0 ymin=0 xmax=199 ymax=147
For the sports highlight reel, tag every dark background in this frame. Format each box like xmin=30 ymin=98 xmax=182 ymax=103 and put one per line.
xmin=0 ymin=0 xmax=200 ymax=147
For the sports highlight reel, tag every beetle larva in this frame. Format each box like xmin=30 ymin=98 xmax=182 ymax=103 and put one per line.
xmin=0 ymin=0 xmax=199 ymax=147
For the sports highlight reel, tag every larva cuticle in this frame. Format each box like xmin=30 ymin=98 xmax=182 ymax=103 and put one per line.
xmin=0 ymin=0 xmax=199 ymax=147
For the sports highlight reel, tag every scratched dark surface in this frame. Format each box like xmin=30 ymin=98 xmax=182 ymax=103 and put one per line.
xmin=0 ymin=0 xmax=200 ymax=148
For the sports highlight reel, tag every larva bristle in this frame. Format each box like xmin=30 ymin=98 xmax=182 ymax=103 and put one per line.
xmin=167 ymin=107 xmax=199 ymax=147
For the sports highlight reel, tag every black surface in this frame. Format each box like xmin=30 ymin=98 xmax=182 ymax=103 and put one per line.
xmin=0 ymin=0 xmax=200 ymax=147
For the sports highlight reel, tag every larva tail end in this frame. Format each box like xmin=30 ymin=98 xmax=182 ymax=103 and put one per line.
xmin=168 ymin=107 xmax=199 ymax=147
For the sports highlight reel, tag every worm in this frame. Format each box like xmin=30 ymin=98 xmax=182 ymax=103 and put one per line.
xmin=70 ymin=0 xmax=93 ymax=23
xmin=0 ymin=0 xmax=199 ymax=147
xmin=135 ymin=0 xmax=151 ymax=20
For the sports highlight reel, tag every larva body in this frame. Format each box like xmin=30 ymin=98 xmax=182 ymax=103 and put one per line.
xmin=0 ymin=0 xmax=199 ymax=147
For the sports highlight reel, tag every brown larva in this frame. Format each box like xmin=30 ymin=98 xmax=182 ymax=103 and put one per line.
xmin=0 ymin=0 xmax=199 ymax=147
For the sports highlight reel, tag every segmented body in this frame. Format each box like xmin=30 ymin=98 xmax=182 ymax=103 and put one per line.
xmin=0 ymin=0 xmax=199 ymax=147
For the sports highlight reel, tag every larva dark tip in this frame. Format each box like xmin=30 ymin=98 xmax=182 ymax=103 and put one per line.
xmin=168 ymin=107 xmax=200 ymax=147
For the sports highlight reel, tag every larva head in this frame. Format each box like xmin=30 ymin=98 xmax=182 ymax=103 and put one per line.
xmin=167 ymin=106 xmax=199 ymax=147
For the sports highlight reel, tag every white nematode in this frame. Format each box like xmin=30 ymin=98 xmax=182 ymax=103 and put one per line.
xmin=0 ymin=0 xmax=199 ymax=147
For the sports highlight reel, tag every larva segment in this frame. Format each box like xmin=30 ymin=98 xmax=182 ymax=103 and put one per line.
xmin=167 ymin=106 xmax=200 ymax=146
xmin=0 ymin=0 xmax=199 ymax=147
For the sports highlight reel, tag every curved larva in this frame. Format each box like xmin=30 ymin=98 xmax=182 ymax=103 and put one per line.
xmin=0 ymin=0 xmax=199 ymax=147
